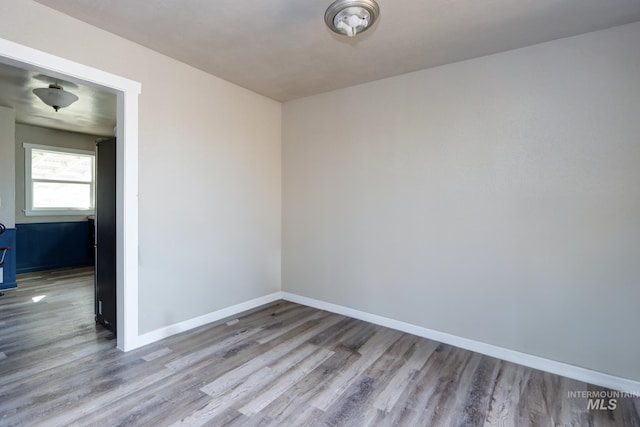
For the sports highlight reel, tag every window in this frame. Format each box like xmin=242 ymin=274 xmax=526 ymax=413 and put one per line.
xmin=24 ymin=143 xmax=95 ymax=216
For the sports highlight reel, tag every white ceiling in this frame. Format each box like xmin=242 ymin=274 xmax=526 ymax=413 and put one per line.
xmin=32 ymin=0 xmax=640 ymax=102
xmin=0 ymin=61 xmax=116 ymax=136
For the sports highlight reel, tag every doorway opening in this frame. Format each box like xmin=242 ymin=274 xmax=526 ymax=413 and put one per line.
xmin=0 ymin=37 xmax=141 ymax=351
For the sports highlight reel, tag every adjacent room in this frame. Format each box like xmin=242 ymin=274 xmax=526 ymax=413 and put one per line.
xmin=0 ymin=0 xmax=639 ymax=425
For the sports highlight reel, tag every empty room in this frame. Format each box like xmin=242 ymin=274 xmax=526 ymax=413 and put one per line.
xmin=0 ymin=0 xmax=639 ymax=426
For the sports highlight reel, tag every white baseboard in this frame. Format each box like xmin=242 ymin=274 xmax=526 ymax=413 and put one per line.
xmin=130 ymin=290 xmax=640 ymax=394
xmin=281 ymin=292 xmax=640 ymax=395
xmin=135 ymin=292 xmax=284 ymax=349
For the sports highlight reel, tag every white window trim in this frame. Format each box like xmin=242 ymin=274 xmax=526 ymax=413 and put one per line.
xmin=24 ymin=142 xmax=96 ymax=216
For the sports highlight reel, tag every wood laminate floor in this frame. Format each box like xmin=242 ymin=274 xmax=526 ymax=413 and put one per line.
xmin=0 ymin=268 xmax=638 ymax=426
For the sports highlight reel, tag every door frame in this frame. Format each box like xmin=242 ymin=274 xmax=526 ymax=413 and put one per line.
xmin=0 ymin=37 xmax=141 ymax=351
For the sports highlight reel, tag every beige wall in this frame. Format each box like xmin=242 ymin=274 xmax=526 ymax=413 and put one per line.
xmin=0 ymin=106 xmax=15 ymax=228
xmin=15 ymin=123 xmax=98 ymax=224
xmin=283 ymin=22 xmax=640 ymax=381
xmin=0 ymin=1 xmax=282 ymax=334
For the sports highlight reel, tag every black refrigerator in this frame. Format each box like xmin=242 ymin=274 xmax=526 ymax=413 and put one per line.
xmin=95 ymin=137 xmax=116 ymax=335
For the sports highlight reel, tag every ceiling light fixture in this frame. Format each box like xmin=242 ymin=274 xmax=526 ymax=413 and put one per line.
xmin=32 ymin=83 xmax=79 ymax=112
xmin=325 ymin=0 xmax=380 ymax=38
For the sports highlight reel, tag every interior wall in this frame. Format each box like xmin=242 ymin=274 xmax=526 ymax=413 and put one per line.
xmin=0 ymin=107 xmax=17 ymax=289
xmin=0 ymin=1 xmax=282 ymax=334
xmin=0 ymin=106 xmax=16 ymax=228
xmin=15 ymin=123 xmax=98 ymax=224
xmin=283 ymin=22 xmax=640 ymax=381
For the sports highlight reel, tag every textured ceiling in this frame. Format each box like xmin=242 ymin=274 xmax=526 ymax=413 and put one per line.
xmin=0 ymin=61 xmax=116 ymax=136
xmin=34 ymin=0 xmax=640 ymax=101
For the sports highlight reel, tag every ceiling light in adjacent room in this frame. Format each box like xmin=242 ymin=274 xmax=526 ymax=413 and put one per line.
xmin=32 ymin=83 xmax=79 ymax=112
xmin=325 ymin=0 xmax=380 ymax=38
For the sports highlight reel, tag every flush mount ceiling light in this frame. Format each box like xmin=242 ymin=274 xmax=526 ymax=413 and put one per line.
xmin=325 ymin=0 xmax=380 ymax=38
xmin=32 ymin=83 xmax=79 ymax=112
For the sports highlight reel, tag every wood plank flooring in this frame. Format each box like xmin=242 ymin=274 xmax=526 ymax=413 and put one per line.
xmin=1 ymin=268 xmax=639 ymax=426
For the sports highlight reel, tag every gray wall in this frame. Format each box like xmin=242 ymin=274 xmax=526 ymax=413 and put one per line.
xmin=283 ymin=22 xmax=640 ymax=381
xmin=15 ymin=123 xmax=98 ymax=224
xmin=0 ymin=1 xmax=282 ymax=335
xmin=0 ymin=106 xmax=15 ymax=228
